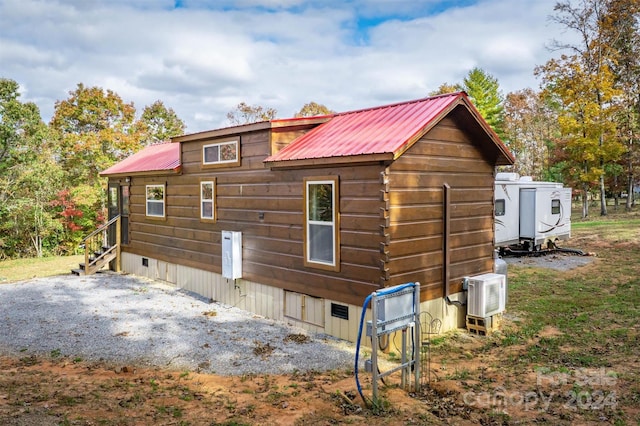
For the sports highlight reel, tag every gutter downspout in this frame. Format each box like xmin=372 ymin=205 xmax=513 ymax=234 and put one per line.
xmin=443 ymin=183 xmax=451 ymax=300
xmin=443 ymin=183 xmax=464 ymax=306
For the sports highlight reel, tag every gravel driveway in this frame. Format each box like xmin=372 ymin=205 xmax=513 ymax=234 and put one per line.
xmin=0 ymin=273 xmax=356 ymax=375
xmin=502 ymin=252 xmax=595 ymax=271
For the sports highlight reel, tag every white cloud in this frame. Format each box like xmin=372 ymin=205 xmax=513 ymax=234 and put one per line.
xmin=0 ymin=0 xmax=568 ymax=132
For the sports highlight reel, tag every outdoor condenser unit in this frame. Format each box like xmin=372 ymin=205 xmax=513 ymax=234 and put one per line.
xmin=221 ymin=231 xmax=242 ymax=279
xmin=467 ymin=273 xmax=506 ymax=317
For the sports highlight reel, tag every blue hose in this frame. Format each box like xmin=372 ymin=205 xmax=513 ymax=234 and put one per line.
xmin=354 ymin=282 xmax=416 ymax=405
xmin=354 ymin=293 xmax=372 ymax=404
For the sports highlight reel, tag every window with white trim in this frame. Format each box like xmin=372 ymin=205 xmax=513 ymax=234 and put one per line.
xmin=146 ymin=184 xmax=165 ymax=218
xmin=203 ymin=139 xmax=238 ymax=166
xmin=200 ymin=180 xmax=215 ymax=221
xmin=304 ymin=176 xmax=339 ymax=270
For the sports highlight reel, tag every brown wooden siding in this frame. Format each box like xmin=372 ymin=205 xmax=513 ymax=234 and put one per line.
xmin=123 ymin=128 xmax=385 ymax=307
xmin=120 ymin=111 xmax=499 ymax=307
xmin=384 ymin=116 xmax=495 ymax=302
xmin=270 ymin=125 xmax=319 ymax=155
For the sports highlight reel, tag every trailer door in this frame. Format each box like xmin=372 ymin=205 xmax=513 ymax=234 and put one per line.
xmin=519 ymin=188 xmax=536 ymax=240
xmin=494 ymin=183 xmax=520 ymax=246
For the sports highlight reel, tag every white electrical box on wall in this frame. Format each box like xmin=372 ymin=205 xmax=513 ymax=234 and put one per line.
xmin=222 ymin=231 xmax=242 ymax=279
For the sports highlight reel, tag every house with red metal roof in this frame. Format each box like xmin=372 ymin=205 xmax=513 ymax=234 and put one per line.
xmin=101 ymin=142 xmax=181 ymax=177
xmin=99 ymin=92 xmax=514 ymax=340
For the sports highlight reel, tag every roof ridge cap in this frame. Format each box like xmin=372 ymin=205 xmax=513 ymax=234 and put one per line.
xmin=333 ymin=91 xmax=465 ymax=117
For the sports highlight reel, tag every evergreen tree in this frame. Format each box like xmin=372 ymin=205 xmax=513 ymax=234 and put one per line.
xmin=461 ymin=67 xmax=506 ymax=140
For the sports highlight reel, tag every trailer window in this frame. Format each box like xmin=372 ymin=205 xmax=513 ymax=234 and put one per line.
xmin=304 ymin=176 xmax=340 ymax=271
xmin=495 ymin=199 xmax=506 ymax=216
xmin=552 ymin=199 xmax=561 ymax=214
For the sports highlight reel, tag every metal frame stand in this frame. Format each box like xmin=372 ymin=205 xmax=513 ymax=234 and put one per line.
xmin=367 ymin=282 xmax=421 ymax=402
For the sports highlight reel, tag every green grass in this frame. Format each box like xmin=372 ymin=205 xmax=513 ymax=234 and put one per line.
xmin=505 ymin=215 xmax=640 ymax=368
xmin=0 ymin=255 xmax=83 ymax=283
xmin=572 ymin=218 xmax=640 ymax=243
xmin=445 ymin=368 xmax=472 ymax=380
xmin=572 ymin=218 xmax=640 ymax=229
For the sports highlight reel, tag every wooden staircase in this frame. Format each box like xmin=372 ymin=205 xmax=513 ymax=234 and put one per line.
xmin=72 ymin=215 xmax=121 ymax=276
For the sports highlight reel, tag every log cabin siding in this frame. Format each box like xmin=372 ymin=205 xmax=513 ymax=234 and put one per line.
xmin=106 ymin=94 xmax=515 ymax=340
xmin=124 ymin=129 xmax=385 ymax=307
xmin=384 ymin=116 xmax=495 ymax=299
xmin=270 ymin=125 xmax=323 ymax=155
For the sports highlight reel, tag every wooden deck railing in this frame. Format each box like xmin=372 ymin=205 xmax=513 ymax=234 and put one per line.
xmin=80 ymin=215 xmax=121 ymax=275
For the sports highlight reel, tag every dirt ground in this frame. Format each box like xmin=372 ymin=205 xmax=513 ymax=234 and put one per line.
xmin=0 ymin=321 xmax=635 ymax=426
xmin=0 ymin=354 xmax=430 ymax=426
xmin=1 ymin=237 xmax=638 ymax=425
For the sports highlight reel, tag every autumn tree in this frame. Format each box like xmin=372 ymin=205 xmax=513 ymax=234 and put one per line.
xmin=49 ymin=186 xmax=101 ymax=254
xmin=50 ymin=83 xmax=142 ymax=188
xmin=602 ymin=0 xmax=640 ymax=209
xmin=2 ymin=150 xmax=64 ymax=257
xmin=0 ymin=78 xmax=63 ymax=258
xmin=226 ymin=102 xmax=277 ymax=125
xmin=137 ymin=100 xmax=186 ymax=145
xmin=537 ymin=0 xmax=627 ymax=217
xmin=461 ymin=67 xmax=506 ymax=140
xmin=503 ymin=89 xmax=559 ymax=179
xmin=49 ymin=84 xmax=144 ymax=243
xmin=538 ymin=55 xmax=623 ymax=218
xmin=429 ymin=83 xmax=462 ymax=96
xmin=294 ymin=102 xmax=335 ymax=117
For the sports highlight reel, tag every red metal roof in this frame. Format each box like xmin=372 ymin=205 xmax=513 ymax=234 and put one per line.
xmin=101 ymin=92 xmax=513 ymax=177
xmin=100 ymin=142 xmax=181 ymax=176
xmin=264 ymin=92 xmax=467 ymax=163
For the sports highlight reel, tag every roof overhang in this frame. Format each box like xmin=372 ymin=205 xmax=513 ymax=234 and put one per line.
xmin=451 ymin=98 xmax=515 ymax=166
xmin=388 ymin=95 xmax=514 ymax=166
xmin=265 ymin=153 xmax=394 ymax=170
xmin=100 ymin=142 xmax=182 ymax=177
xmin=100 ymin=167 xmax=182 ymax=178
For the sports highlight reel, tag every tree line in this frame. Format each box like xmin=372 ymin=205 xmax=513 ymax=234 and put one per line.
xmin=1 ymin=0 xmax=638 ymax=260
xmin=0 ymin=81 xmax=187 ymax=258
xmin=433 ymin=0 xmax=639 ymax=218
xmin=0 ymin=80 xmax=335 ymax=259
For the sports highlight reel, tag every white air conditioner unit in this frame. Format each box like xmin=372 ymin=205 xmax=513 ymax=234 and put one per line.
xmin=467 ymin=273 xmax=506 ymax=317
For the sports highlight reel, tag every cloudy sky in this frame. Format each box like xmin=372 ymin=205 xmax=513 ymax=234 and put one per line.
xmin=1 ymin=0 xmax=570 ymax=133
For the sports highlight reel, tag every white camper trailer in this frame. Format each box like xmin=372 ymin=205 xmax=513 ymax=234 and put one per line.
xmin=495 ymin=173 xmax=572 ymax=250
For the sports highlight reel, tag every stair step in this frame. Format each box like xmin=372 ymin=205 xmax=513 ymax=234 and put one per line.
xmin=78 ymin=252 xmax=117 ymax=273
xmin=77 ymin=216 xmax=120 ymax=277
xmin=72 ymin=267 xmax=114 ymax=276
